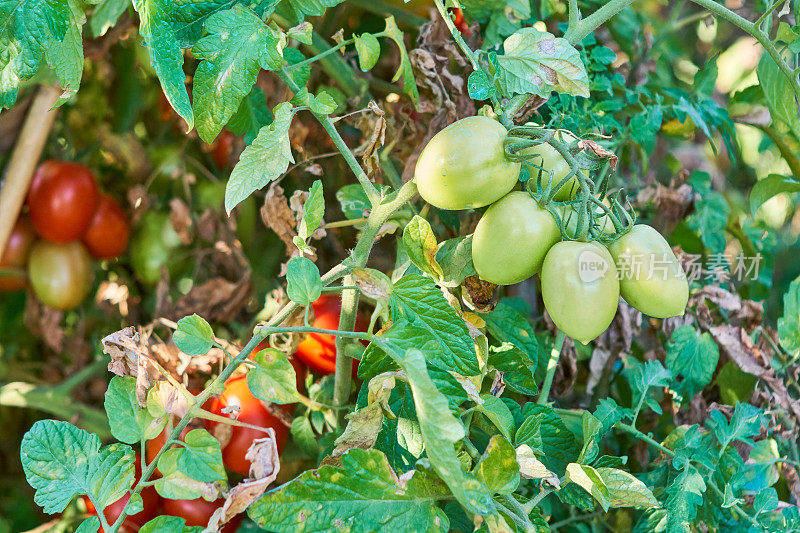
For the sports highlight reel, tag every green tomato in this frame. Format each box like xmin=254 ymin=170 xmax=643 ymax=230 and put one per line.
xmin=523 ymin=131 xmax=587 ymax=201
xmin=541 ymin=241 xmax=620 ymax=344
xmin=130 ymin=211 xmax=184 ymax=285
xmin=415 ymin=116 xmax=520 ymax=210
xmin=472 ymin=192 xmax=560 ymax=285
xmin=608 ymin=224 xmax=688 ymax=318
xmin=28 ymin=241 xmax=93 ymax=310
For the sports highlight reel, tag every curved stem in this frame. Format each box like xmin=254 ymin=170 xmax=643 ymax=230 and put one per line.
xmin=538 ymin=330 xmax=566 ymax=405
xmin=564 ymin=0 xmax=637 ymax=45
xmin=432 ymin=0 xmax=479 ymax=70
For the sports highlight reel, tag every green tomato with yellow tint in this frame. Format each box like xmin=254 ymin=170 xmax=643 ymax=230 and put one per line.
xmin=608 ymin=224 xmax=688 ymax=318
xmin=541 ymin=241 xmax=620 ymax=344
xmin=523 ymin=131 xmax=587 ymax=201
xmin=472 ymin=192 xmax=560 ymax=285
xmin=28 ymin=241 xmax=93 ymax=310
xmin=415 ymin=116 xmax=520 ymax=211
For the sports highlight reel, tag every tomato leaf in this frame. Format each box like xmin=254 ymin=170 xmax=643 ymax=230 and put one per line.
xmin=665 ymin=326 xmax=719 ymax=401
xmin=75 ymin=517 xmax=100 ymax=533
xmin=778 ymin=274 xmax=800 ymax=354
xmin=105 ymin=376 xmax=166 ymax=444
xmin=154 ymin=447 xmax=225 ymax=501
xmin=249 ymin=448 xmax=451 ymax=531
xmin=354 ymin=32 xmax=380 ymax=72
xmin=750 ymin=174 xmax=800 ymax=215
xmin=707 ymin=402 xmax=764 ymax=450
xmin=248 ymin=348 xmax=301 ymax=404
xmin=487 ymin=344 xmax=538 ymax=395
xmin=173 ymin=314 xmax=215 ymax=356
xmin=285 ymin=256 xmax=322 ymax=306
xmin=757 ymin=53 xmax=800 ymax=133
xmin=332 ymin=401 xmax=384 ymax=456
xmin=227 ymin=85 xmax=273 ymax=144
xmin=176 ymin=429 xmax=227 ymax=483
xmin=402 ymin=216 xmax=443 ymax=281
xmin=226 ymin=101 xmax=294 ymax=213
xmin=89 ymin=0 xmax=127 ymax=38
xmin=482 ymin=301 xmax=539 ymax=368
xmin=596 ymin=467 xmax=659 ymax=509
xmin=276 ymin=0 xmax=344 ymax=24
xmin=383 ymin=16 xmax=419 ymax=106
xmin=139 ymin=516 xmax=204 ymax=533
xmin=336 ymin=184 xmax=371 ymax=219
xmin=193 ymin=4 xmax=286 ymax=143
xmin=473 ymin=435 xmax=520 ymax=494
xmin=20 ymin=420 xmax=134 ymax=513
xmin=435 ymin=236 xmax=476 ymax=288
xmin=477 ymin=394 xmax=515 ymax=441
xmin=664 ymin=465 xmax=706 ymax=532
xmin=519 ymin=404 xmax=581 ymax=473
xmin=297 ymin=179 xmax=325 ymax=242
xmin=565 ymin=463 xmax=611 ymax=511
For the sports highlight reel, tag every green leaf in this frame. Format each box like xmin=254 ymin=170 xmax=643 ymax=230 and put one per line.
xmin=624 ymin=359 xmax=671 ymax=416
xmin=285 ymin=256 xmax=322 ymax=306
xmin=193 ymin=4 xmax=285 ymax=143
xmin=383 ymin=16 xmax=418 ymax=106
xmin=687 ymin=189 xmax=729 ymax=253
xmin=173 ymin=314 xmax=214 ymax=356
xmin=333 ymin=402 xmax=384 ymax=456
xmin=140 ymin=516 xmax=204 ymax=533
xmin=565 ymin=463 xmax=610 ymax=511
xmin=248 ymin=448 xmax=450 ymax=531
xmin=665 ymin=326 xmax=719 ymax=400
xmin=751 ymin=174 xmax=800 ymax=215
xmin=297 ymin=179 xmax=324 ymax=241
xmin=154 ymin=447 xmax=225 ymax=500
xmin=467 ymin=70 xmax=495 ymax=100
xmin=282 ymin=46 xmax=310 ymax=87
xmin=708 ymin=402 xmax=764 ymax=450
xmin=105 ymin=376 xmax=165 ymax=444
xmin=483 ymin=301 xmax=539 ymax=367
xmin=290 ymin=416 xmax=320 ymax=457
xmin=287 ymin=21 xmax=312 ymax=44
xmin=21 ymin=420 xmax=134 ymax=513
xmin=596 ymin=467 xmax=659 ymax=509
xmin=435 ymin=236 xmax=476 ymax=288
xmin=309 ymin=89 xmax=337 ymax=114
xmin=779 ymin=275 xmax=800 ymax=354
xmin=473 ymin=435 xmax=520 ymax=494
xmin=227 ymin=85 xmax=273 ymax=144
xmin=336 ymin=183 xmax=371 ymax=219
xmin=496 ymin=27 xmax=589 ymax=98
xmin=519 ymin=404 xmax=580 ymax=473
xmin=477 ymin=394 xmax=515 ymax=441
xmin=487 ymin=344 xmax=537 ymax=395
xmin=757 ymin=53 xmax=800 ymax=133
xmin=402 ymin=216 xmax=443 ymax=281
xmin=664 ymin=465 xmax=706 ymax=532
xmin=354 ymin=32 xmax=380 ymax=71
xmin=276 ymin=0 xmax=344 ymax=24
xmin=75 ymin=517 xmax=100 ymax=533
xmin=226 ymin=101 xmax=294 ymax=212
xmin=176 ymin=429 xmax=227 ymax=483
xmin=89 ymin=0 xmax=127 ymax=38
xmin=382 ymin=275 xmax=479 ymax=376
xmin=248 ymin=348 xmax=301 ymax=404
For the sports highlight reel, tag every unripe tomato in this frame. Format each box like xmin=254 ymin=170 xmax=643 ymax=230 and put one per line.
xmin=541 ymin=241 xmax=620 ymax=344
xmin=28 ymin=241 xmax=93 ymax=310
xmin=82 ymin=193 xmax=131 ymax=259
xmin=294 ymin=295 xmax=368 ymax=375
xmin=608 ymin=224 xmax=689 ymax=318
xmin=82 ymin=453 xmax=160 ymax=532
xmin=523 ymin=131 xmax=587 ymax=201
xmin=205 ymin=375 xmax=289 ymax=476
xmin=27 ymin=161 xmax=99 ymax=242
xmin=0 ymin=215 xmax=36 ymax=291
xmin=472 ymin=192 xmax=560 ymax=285
xmin=415 ymin=116 xmax=520 ymax=210
xmin=130 ymin=211 xmax=184 ymax=285
xmin=162 ymin=497 xmax=242 ymax=532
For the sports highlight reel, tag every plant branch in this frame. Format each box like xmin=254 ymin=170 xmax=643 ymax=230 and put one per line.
xmin=432 ymin=0 xmax=479 ymax=70
xmin=538 ymin=330 xmax=566 ymax=405
xmin=564 ymin=0 xmax=637 ymax=45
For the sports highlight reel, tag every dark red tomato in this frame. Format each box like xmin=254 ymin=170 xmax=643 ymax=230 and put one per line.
xmin=205 ymin=375 xmax=289 ymax=476
xmin=27 ymin=161 xmax=99 ymax=243
xmin=162 ymin=497 xmax=243 ymax=532
xmin=0 ymin=215 xmax=36 ymax=291
xmin=83 ymin=453 xmax=160 ymax=532
xmin=294 ymin=295 xmax=368 ymax=375
xmin=82 ymin=193 xmax=130 ymax=259
xmin=450 ymin=7 xmax=470 ymax=36
xmin=210 ymin=130 xmax=234 ymax=169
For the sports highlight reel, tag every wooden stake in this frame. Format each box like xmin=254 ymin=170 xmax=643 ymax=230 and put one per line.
xmin=0 ymin=85 xmax=61 ymax=256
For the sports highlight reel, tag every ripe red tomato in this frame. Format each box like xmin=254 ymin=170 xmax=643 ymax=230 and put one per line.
xmin=205 ymin=375 xmax=289 ymax=476
xmin=451 ymin=8 xmax=470 ymax=36
xmin=82 ymin=193 xmax=130 ymax=259
xmin=27 ymin=240 xmax=93 ymax=310
xmin=294 ymin=295 xmax=368 ymax=375
xmin=0 ymin=215 xmax=36 ymax=291
xmin=83 ymin=453 xmax=160 ymax=532
xmin=162 ymin=497 xmax=243 ymax=532
xmin=27 ymin=161 xmax=99 ymax=243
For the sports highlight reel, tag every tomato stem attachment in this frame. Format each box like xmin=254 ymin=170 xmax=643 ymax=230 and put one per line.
xmin=537 ymin=330 xmax=566 ymax=405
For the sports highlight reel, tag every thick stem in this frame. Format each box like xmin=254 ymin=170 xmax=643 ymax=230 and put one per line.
xmin=537 ymin=330 xmax=566 ymax=405
xmin=432 ymin=0 xmax=479 ymax=70
xmin=564 ymin=0 xmax=637 ymax=45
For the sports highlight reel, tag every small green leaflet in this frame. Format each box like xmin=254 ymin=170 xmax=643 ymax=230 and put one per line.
xmin=482 ymin=301 xmax=539 ymax=367
xmin=227 ymin=85 xmax=273 ymax=144
xmin=287 ymin=21 xmax=312 ymax=44
xmin=402 ymin=215 xmax=443 ymax=281
xmin=105 ymin=376 xmax=166 ymax=444
xmin=665 ymin=326 xmax=719 ymax=401
xmin=285 ymin=256 xmax=322 ymax=305
xmin=687 ymin=189 xmax=729 ymax=253
xmin=435 ymin=235 xmax=476 ymax=288
xmin=473 ymin=435 xmax=520 ymax=494
xmin=226 ymin=101 xmax=294 ymax=213
xmin=139 ymin=516 xmax=204 ymax=532
xmin=757 ymin=53 xmax=800 ymax=134
xmin=750 ymin=174 xmax=800 ymax=215
xmin=75 ymin=517 xmax=100 ymax=533
xmin=297 ymin=179 xmax=325 ymax=242
xmin=336 ymin=183 xmax=371 ymax=219
xmin=707 ymin=402 xmax=764 ymax=450
xmin=193 ymin=4 xmax=286 ymax=143
xmin=248 ymin=348 xmax=302 ymax=404
xmin=173 ymin=314 xmax=214 ymax=356
xmin=89 ymin=0 xmax=128 ymax=38
xmin=276 ymin=0 xmax=344 ymax=24
xmin=664 ymin=465 xmax=706 ymax=532
xmin=354 ymin=32 xmax=380 ymax=71
xmin=383 ymin=16 xmax=418 ymax=106
xmin=624 ymin=359 xmax=672 ymax=416
xmin=20 ymin=420 xmax=134 ymax=513
xmin=154 ymin=444 xmax=226 ymax=500
xmin=248 ymin=448 xmax=450 ymax=531
xmin=496 ymin=27 xmax=589 ymax=98
xmin=175 ymin=429 xmax=227 ymax=483
xmin=779 ymin=274 xmax=800 ymax=354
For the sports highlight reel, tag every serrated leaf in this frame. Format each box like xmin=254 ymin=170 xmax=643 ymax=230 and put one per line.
xmin=383 ymin=16 xmax=418 ymax=105
xmin=105 ymin=376 xmax=165 ymax=444
xmin=248 ymin=448 xmax=450 ymax=531
xmin=89 ymin=0 xmax=127 ymax=38
xmin=665 ymin=326 xmax=719 ymax=400
xmin=21 ymin=420 xmax=134 ymax=513
xmin=757 ymin=53 xmax=800 ymax=133
xmin=779 ymin=275 xmax=800 ymax=354
xmin=403 ymin=216 xmax=443 ymax=281
xmin=309 ymin=90 xmax=337 ymax=114
xmin=497 ymin=27 xmax=589 ymax=98
xmin=474 ymin=435 xmax=519 ymax=494
xmin=354 ymin=32 xmax=380 ymax=71
xmin=285 ymin=256 xmax=322 ymax=305
xmin=435 ymin=235 xmax=476 ymax=288
xmin=707 ymin=402 xmax=764 ymax=450
xmin=226 ymin=101 xmax=294 ymax=212
xmin=519 ymin=404 xmax=580 ymax=473
xmin=227 ymin=85 xmax=273 ymax=144
xmin=193 ymin=4 xmax=285 ymax=143
xmin=276 ymin=0 xmax=344 ymax=24
xmin=176 ymin=429 xmax=227 ymax=483
xmin=140 ymin=516 xmax=204 ymax=533
xmin=483 ymin=301 xmax=539 ymax=367
xmin=596 ymin=467 xmax=659 ymax=509
xmin=298 ymin=180 xmax=324 ymax=241
xmin=750 ymin=174 xmax=800 ymax=215
xmin=248 ymin=348 xmax=301 ymax=404
xmin=687 ymin=189 xmax=729 ymax=253
xmin=173 ymin=314 xmax=214 ymax=356
xmin=624 ymin=359 xmax=671 ymax=416
xmin=664 ymin=466 xmax=706 ymax=532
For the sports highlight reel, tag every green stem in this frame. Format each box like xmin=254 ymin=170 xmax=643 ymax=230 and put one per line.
xmin=432 ymin=0 xmax=479 ymax=70
xmin=322 ymin=217 xmax=369 ymax=229
xmin=754 ymin=0 xmax=784 ymax=29
xmin=615 ymin=422 xmax=675 ymax=457
xmin=538 ymin=330 xmax=566 ymax=405
xmin=564 ymin=0 xmax=637 ymax=45
xmin=286 ymin=38 xmax=356 ymax=70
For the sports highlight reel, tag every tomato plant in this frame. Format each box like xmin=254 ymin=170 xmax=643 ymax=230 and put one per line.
xmin=27 ymin=161 xmax=99 ymax=243
xmin=27 ymin=240 xmax=93 ymax=310
xmin=82 ymin=193 xmax=131 ymax=260
xmin=0 ymin=215 xmax=35 ymax=291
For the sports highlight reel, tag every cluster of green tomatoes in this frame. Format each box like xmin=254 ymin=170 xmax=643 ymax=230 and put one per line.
xmin=414 ymin=116 xmax=689 ymax=344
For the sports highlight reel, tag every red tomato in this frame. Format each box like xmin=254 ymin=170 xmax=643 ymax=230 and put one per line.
xmin=206 ymin=375 xmax=289 ymax=476
xmin=210 ymin=130 xmax=234 ymax=169
xmin=82 ymin=193 xmax=131 ymax=259
xmin=162 ymin=497 xmax=243 ymax=532
xmin=27 ymin=161 xmax=99 ymax=243
xmin=451 ymin=8 xmax=470 ymax=36
xmin=83 ymin=453 xmax=160 ymax=532
xmin=294 ymin=295 xmax=368 ymax=375
xmin=0 ymin=215 xmax=36 ymax=291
